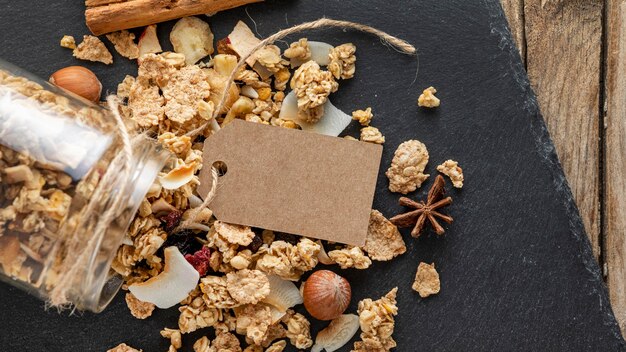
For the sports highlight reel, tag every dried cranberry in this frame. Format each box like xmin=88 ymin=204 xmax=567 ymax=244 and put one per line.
xmin=185 ymin=246 xmax=211 ymax=276
xmin=161 ymin=210 xmax=182 ymax=233
xmin=160 ymin=230 xmax=201 ymax=256
xmin=246 ymin=234 xmax=263 ymax=252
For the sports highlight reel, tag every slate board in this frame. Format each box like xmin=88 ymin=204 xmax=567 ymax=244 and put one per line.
xmin=0 ymin=0 xmax=624 ymax=351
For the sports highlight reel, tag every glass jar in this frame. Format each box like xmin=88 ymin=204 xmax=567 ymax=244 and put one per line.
xmin=0 ymin=60 xmax=169 ymax=312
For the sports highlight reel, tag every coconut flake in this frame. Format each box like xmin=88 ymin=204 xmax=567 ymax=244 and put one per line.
xmin=240 ymin=85 xmax=259 ymax=99
xmin=279 ymin=91 xmax=352 ymax=136
xmin=316 ymin=240 xmax=335 ymax=265
xmin=311 ymin=314 xmax=360 ymax=352
xmin=129 ymin=246 xmax=199 ymax=309
xmin=262 ymin=274 xmax=303 ymax=312
xmin=291 ymin=41 xmax=334 ymax=68
xmin=159 ymin=163 xmax=196 ymax=190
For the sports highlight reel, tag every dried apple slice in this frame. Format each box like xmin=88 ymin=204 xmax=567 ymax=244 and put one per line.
xmin=170 ymin=16 xmax=214 ymax=65
xmin=218 ymin=21 xmax=261 ymax=67
xmin=279 ymin=91 xmax=352 ymax=136
xmin=262 ymin=274 xmax=303 ymax=312
xmin=129 ymin=246 xmax=200 ymax=309
xmin=138 ymin=25 xmax=162 ymax=57
xmin=311 ymin=314 xmax=360 ymax=352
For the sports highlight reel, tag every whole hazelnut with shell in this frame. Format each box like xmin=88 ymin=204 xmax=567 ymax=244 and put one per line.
xmin=49 ymin=66 xmax=102 ymax=103
xmin=303 ymin=270 xmax=351 ymax=320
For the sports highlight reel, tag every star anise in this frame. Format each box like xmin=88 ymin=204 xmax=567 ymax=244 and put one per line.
xmin=390 ymin=175 xmax=453 ymax=237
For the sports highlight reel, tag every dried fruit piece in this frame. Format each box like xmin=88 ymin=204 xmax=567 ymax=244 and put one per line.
xmin=129 ymin=246 xmax=200 ymax=309
xmin=185 ymin=246 xmax=211 ymax=276
xmin=386 ymin=140 xmax=430 ymax=194
xmin=262 ymin=274 xmax=303 ymax=312
xmin=311 ymin=314 xmax=360 ymax=352
xmin=161 ymin=210 xmax=182 ymax=233
xmin=218 ymin=20 xmax=261 ymax=66
xmin=161 ymin=230 xmax=201 ymax=255
xmin=49 ymin=66 xmax=102 ymax=102
xmin=138 ymin=25 xmax=162 ymax=57
xmin=170 ymin=16 xmax=214 ymax=65
xmin=417 ymin=86 xmax=440 ymax=108
xmin=303 ymin=270 xmax=351 ymax=320
xmin=412 ymin=262 xmax=440 ymax=298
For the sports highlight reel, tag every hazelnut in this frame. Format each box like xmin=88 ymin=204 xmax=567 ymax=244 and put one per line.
xmin=303 ymin=270 xmax=351 ymax=320
xmin=49 ymin=66 xmax=102 ymax=103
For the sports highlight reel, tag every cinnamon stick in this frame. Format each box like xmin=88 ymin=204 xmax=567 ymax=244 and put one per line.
xmin=85 ymin=0 xmax=263 ymax=35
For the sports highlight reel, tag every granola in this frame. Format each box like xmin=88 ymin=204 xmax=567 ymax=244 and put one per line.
xmin=106 ymin=30 xmax=139 ymax=59
xmin=284 ymin=310 xmax=313 ymax=349
xmin=360 ymin=126 xmax=385 ymax=144
xmin=328 ymin=43 xmax=356 ymax=80
xmin=226 ymin=269 xmax=270 ymax=305
xmin=328 ymin=246 xmax=372 ymax=269
xmin=107 ymin=343 xmax=142 ymax=352
xmin=412 ymin=262 xmax=440 ymax=298
xmin=199 ymin=276 xmax=238 ymax=308
xmin=235 ymin=304 xmax=272 ymax=345
xmin=178 ymin=296 xmax=222 ymax=333
xmin=214 ymin=220 xmax=256 ymax=246
xmin=352 ymin=107 xmax=373 ymax=126
xmin=125 ymin=292 xmax=155 ymax=319
xmin=363 ymin=210 xmax=406 ymax=261
xmin=352 ymin=288 xmax=398 ymax=352
xmin=60 ymin=35 xmax=76 ymax=49
xmin=284 ymin=38 xmax=311 ymax=62
xmin=255 ymin=239 xmax=321 ymax=281
xmin=437 ymin=159 xmax=464 ymax=188
xmin=290 ymin=61 xmax=338 ymax=123
xmin=73 ymin=35 xmax=113 ymax=64
xmin=386 ymin=140 xmax=430 ymax=194
xmin=160 ymin=328 xmax=183 ymax=350
xmin=417 ymin=86 xmax=440 ymax=108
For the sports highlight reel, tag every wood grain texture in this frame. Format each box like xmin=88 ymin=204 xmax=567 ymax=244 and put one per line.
xmin=523 ymin=0 xmax=602 ymax=260
xmin=500 ymin=0 xmax=525 ymax=63
xmin=604 ymin=0 xmax=626 ymax=334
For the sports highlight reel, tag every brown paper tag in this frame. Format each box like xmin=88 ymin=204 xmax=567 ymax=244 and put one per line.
xmin=197 ymin=120 xmax=383 ymax=246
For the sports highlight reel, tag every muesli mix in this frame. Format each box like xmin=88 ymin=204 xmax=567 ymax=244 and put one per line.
xmin=1 ymin=14 xmax=465 ymax=351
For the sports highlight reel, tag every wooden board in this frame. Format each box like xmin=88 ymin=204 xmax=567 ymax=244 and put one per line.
xmin=505 ymin=0 xmax=603 ymax=261
xmin=605 ymin=0 xmax=626 ymax=334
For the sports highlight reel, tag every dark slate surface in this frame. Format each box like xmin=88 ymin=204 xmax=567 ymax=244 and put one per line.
xmin=0 ymin=0 xmax=623 ymax=351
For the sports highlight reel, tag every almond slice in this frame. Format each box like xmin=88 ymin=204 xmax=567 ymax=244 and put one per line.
xmin=128 ymin=246 xmax=200 ymax=309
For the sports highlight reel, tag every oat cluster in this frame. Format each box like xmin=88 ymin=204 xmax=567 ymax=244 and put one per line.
xmin=386 ymin=139 xmax=430 ymax=194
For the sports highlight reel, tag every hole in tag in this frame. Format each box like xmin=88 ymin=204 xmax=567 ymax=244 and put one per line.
xmin=212 ymin=161 xmax=228 ymax=177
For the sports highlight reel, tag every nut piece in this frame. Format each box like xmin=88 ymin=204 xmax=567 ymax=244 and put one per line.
xmin=73 ymin=35 xmax=113 ymax=65
xmin=363 ymin=210 xmax=406 ymax=261
xmin=386 ymin=140 xmax=430 ymax=194
xmin=60 ymin=35 xmax=76 ymax=49
xmin=437 ymin=159 xmax=464 ymax=188
xmin=352 ymin=107 xmax=373 ymax=126
xmin=360 ymin=126 xmax=385 ymax=144
xmin=417 ymin=86 xmax=440 ymax=108
xmin=106 ymin=30 xmax=139 ymax=59
xmin=303 ymin=270 xmax=351 ymax=320
xmin=170 ymin=16 xmax=214 ymax=65
xmin=412 ymin=262 xmax=440 ymax=298
xmin=49 ymin=66 xmax=102 ymax=102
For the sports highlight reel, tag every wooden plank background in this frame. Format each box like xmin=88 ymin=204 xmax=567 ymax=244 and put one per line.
xmin=500 ymin=0 xmax=626 ymax=333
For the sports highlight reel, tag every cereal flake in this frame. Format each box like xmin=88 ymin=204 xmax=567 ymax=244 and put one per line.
xmin=73 ymin=35 xmax=113 ymax=64
xmin=412 ymin=262 xmax=440 ymax=298
xmin=106 ymin=30 xmax=139 ymax=59
xmin=125 ymin=292 xmax=155 ymax=319
xmin=226 ymin=269 xmax=270 ymax=305
xmin=363 ymin=210 xmax=406 ymax=261
xmin=214 ymin=220 xmax=256 ymax=246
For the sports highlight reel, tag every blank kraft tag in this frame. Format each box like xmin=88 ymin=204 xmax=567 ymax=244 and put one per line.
xmin=197 ymin=119 xmax=383 ymax=246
